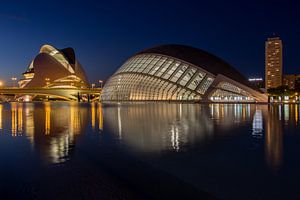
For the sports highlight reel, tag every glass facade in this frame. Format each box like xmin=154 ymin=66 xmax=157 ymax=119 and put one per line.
xmin=210 ymin=82 xmax=254 ymax=102
xmin=102 ymin=53 xmax=216 ymax=101
xmin=102 ymin=52 xmax=263 ymax=102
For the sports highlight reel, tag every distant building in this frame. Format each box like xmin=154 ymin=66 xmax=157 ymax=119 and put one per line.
xmin=265 ymin=37 xmax=283 ymax=89
xmin=283 ymin=74 xmax=300 ymax=90
xmin=248 ymin=78 xmax=264 ymax=88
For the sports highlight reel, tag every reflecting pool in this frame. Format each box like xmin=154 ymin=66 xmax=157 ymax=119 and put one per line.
xmin=0 ymin=102 xmax=299 ymax=199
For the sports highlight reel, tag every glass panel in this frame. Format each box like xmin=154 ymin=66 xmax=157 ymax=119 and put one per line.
xmin=149 ymin=57 xmax=167 ymax=75
xmin=162 ymin=61 xmax=180 ymax=79
xmin=197 ymin=77 xmax=214 ymax=94
xmin=156 ymin=59 xmax=174 ymax=77
xmin=179 ymin=68 xmax=196 ymax=86
xmin=187 ymin=71 xmax=206 ymax=90
xmin=142 ymin=56 xmax=161 ymax=74
xmin=170 ymin=64 xmax=188 ymax=82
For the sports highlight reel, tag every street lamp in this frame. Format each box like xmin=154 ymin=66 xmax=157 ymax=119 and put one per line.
xmin=0 ymin=81 xmax=3 ymax=88
xmin=11 ymin=77 xmax=17 ymax=87
xmin=98 ymin=80 xmax=103 ymax=89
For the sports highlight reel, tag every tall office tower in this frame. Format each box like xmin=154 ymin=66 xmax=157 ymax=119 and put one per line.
xmin=265 ymin=37 xmax=283 ymax=89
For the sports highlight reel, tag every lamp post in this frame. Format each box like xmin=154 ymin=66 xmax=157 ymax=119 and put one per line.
xmin=11 ymin=77 xmax=17 ymax=88
xmin=0 ymin=81 xmax=3 ymax=88
xmin=98 ymin=80 xmax=103 ymax=89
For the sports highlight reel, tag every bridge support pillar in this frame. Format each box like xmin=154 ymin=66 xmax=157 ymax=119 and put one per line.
xmin=77 ymin=92 xmax=81 ymax=102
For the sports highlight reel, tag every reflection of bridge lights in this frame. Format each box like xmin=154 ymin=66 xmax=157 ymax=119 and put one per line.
xmin=98 ymin=103 xmax=103 ymax=131
xmin=25 ymin=104 xmax=34 ymax=145
xmin=17 ymin=105 xmax=23 ymax=134
xmin=45 ymin=103 xmax=51 ymax=135
xmin=11 ymin=103 xmax=17 ymax=136
xmin=91 ymin=103 xmax=95 ymax=129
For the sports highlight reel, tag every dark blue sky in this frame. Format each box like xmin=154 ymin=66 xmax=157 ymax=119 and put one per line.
xmin=0 ymin=0 xmax=299 ymax=85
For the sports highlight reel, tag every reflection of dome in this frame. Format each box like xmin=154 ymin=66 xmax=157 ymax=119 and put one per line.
xmin=102 ymin=44 xmax=267 ymax=102
xmin=104 ymin=103 xmax=214 ymax=152
xmin=19 ymin=44 xmax=89 ymax=88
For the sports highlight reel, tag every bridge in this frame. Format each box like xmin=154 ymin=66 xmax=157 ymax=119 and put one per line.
xmin=0 ymin=87 xmax=102 ymax=101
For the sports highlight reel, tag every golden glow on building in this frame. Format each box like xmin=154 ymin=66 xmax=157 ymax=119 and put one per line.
xmin=283 ymin=74 xmax=300 ymax=90
xmin=265 ymin=37 xmax=283 ymax=89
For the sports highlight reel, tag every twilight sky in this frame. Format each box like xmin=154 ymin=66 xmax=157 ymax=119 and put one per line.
xmin=0 ymin=0 xmax=299 ymax=85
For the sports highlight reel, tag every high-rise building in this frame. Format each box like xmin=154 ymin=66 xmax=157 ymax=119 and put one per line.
xmin=265 ymin=37 xmax=283 ymax=89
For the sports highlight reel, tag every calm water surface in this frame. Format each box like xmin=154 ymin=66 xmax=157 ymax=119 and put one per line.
xmin=0 ymin=102 xmax=299 ymax=199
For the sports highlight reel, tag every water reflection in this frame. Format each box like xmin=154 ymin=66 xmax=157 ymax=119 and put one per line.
xmin=252 ymin=108 xmax=263 ymax=138
xmin=98 ymin=104 xmax=103 ymax=130
xmin=103 ymin=103 xmax=299 ymax=171
xmin=104 ymin=103 xmax=214 ymax=152
xmin=265 ymin=105 xmax=283 ymax=171
xmin=0 ymin=102 xmax=103 ymax=164
xmin=0 ymin=104 xmax=2 ymax=131
xmin=45 ymin=102 xmax=51 ymax=135
xmin=1 ymin=102 xmax=299 ymax=171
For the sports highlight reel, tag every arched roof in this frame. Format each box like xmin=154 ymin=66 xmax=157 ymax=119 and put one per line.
xmin=137 ymin=44 xmax=259 ymax=92
xmin=22 ymin=44 xmax=90 ymax=88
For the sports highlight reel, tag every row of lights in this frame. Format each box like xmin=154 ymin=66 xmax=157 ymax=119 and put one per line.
xmin=0 ymin=77 xmax=18 ymax=87
xmin=0 ymin=77 xmax=104 ymax=89
xmin=92 ymin=80 xmax=103 ymax=89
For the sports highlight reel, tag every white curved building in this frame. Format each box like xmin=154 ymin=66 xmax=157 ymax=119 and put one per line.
xmin=102 ymin=44 xmax=267 ymax=102
xmin=19 ymin=44 xmax=89 ymax=89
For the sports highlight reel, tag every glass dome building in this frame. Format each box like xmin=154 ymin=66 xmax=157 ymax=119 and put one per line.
xmin=102 ymin=44 xmax=267 ymax=102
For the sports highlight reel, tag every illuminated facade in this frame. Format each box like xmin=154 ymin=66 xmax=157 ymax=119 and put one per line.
xmin=102 ymin=44 xmax=267 ymax=102
xmin=18 ymin=44 xmax=89 ymax=89
xmin=283 ymin=74 xmax=300 ymax=90
xmin=265 ymin=37 xmax=283 ymax=89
